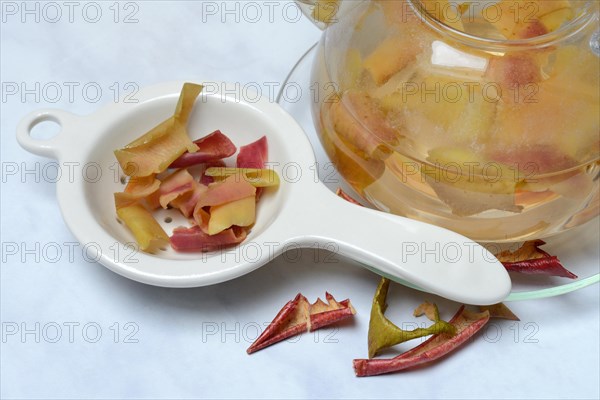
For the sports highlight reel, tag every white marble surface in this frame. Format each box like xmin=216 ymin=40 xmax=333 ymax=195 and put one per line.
xmin=1 ymin=1 xmax=599 ymax=399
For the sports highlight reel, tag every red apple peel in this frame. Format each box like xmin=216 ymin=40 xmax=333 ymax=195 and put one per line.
xmin=247 ymin=292 xmax=356 ymax=354
xmin=354 ymin=306 xmax=489 ymax=377
xmin=496 ymin=240 xmax=577 ymax=279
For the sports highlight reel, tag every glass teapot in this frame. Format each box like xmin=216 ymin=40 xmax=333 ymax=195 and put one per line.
xmin=296 ymin=0 xmax=599 ymax=242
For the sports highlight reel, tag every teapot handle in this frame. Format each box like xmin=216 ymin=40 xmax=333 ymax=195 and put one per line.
xmin=294 ymin=0 xmax=341 ymax=30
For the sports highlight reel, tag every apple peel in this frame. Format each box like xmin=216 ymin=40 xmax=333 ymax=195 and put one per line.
xmin=170 ymin=181 xmax=208 ymax=218
xmin=413 ymin=301 xmax=441 ymax=322
xmin=169 ymin=130 xmax=237 ymax=169
xmin=114 ymin=83 xmax=201 ymax=177
xmin=114 ymin=174 xmax=160 ymax=209
xmin=116 ymin=204 xmax=169 ymax=253
xmin=479 ymin=303 xmax=520 ymax=321
xmin=158 ymin=169 xmax=196 ymax=209
xmin=246 ymin=292 xmax=356 ymax=355
xmin=496 ymin=240 xmax=577 ymax=279
xmin=354 ymin=305 xmax=489 ymax=377
xmin=368 ymin=278 xmax=456 ymax=358
xmin=237 ymin=136 xmax=269 ymax=199
xmin=237 ymin=136 xmax=268 ymax=170
xmin=169 ymin=225 xmax=247 ymax=252
xmin=204 ymin=167 xmax=280 ymax=188
xmin=335 ymin=188 xmax=362 ymax=206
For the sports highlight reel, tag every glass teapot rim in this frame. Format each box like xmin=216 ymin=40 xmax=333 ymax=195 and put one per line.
xmin=411 ymin=0 xmax=599 ymax=51
xmin=302 ymin=0 xmax=599 ymax=51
